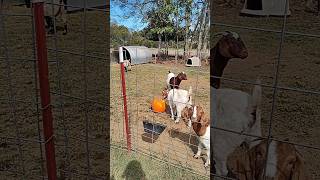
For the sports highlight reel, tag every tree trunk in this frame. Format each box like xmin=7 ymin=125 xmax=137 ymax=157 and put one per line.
xmin=158 ymin=33 xmax=162 ymax=63
xmin=184 ymin=4 xmax=191 ymax=58
xmin=201 ymin=5 xmax=209 ymax=53
xmin=197 ymin=4 xmax=207 ymax=57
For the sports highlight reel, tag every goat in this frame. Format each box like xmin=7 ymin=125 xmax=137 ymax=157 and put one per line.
xmin=211 ymin=79 xmax=262 ymax=176
xmin=167 ymin=86 xmax=192 ymax=123
xmin=210 ymin=31 xmax=248 ymax=89
xmin=182 ymin=105 xmax=210 ymax=167
xmin=166 ymin=71 xmax=187 ymax=89
xmin=182 ymin=105 xmax=205 ymax=129
xmin=210 ymin=31 xmax=257 ymax=176
xmin=227 ymin=139 xmax=310 ymax=180
xmin=43 ymin=0 xmax=68 ymax=35
xmin=123 ymin=59 xmax=131 ymax=72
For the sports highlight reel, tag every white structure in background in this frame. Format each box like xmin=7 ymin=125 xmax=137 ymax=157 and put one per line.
xmin=241 ymin=0 xmax=291 ymax=16
xmin=186 ymin=56 xmax=201 ymax=67
xmin=118 ymin=46 xmax=153 ymax=65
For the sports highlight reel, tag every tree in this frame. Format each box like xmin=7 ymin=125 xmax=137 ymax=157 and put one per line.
xmin=110 ymin=23 xmax=131 ymax=47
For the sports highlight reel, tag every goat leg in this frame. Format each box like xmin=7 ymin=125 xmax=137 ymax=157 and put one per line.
xmin=169 ymin=101 xmax=175 ymax=120
xmin=204 ymin=149 xmax=210 ymax=168
xmin=194 ymin=143 xmax=202 ymax=159
xmin=174 ymin=105 xmax=183 ymax=123
xmin=187 ymin=119 xmax=192 ymax=128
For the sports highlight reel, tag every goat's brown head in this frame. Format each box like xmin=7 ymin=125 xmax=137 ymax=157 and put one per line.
xmin=228 ymin=140 xmax=310 ymax=180
xmin=217 ymin=31 xmax=248 ymax=59
xmin=182 ymin=106 xmax=208 ymax=136
xmin=177 ymin=72 xmax=187 ymax=80
xmin=210 ymin=31 xmax=248 ymax=88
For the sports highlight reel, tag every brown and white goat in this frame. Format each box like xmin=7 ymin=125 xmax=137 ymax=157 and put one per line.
xmin=227 ymin=139 xmax=310 ymax=180
xmin=210 ymin=31 xmax=248 ymax=89
xmin=210 ymin=31 xmax=259 ymax=176
xmin=182 ymin=106 xmax=210 ymax=168
xmin=167 ymin=71 xmax=187 ymax=89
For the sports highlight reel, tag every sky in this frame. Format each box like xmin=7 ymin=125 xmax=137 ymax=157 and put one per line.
xmin=110 ymin=0 xmax=205 ymax=32
xmin=110 ymin=1 xmax=148 ymax=31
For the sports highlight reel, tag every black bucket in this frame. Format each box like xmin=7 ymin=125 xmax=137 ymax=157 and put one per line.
xmin=142 ymin=121 xmax=166 ymax=143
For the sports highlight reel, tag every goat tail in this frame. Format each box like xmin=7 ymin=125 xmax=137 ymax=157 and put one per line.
xmin=252 ymin=78 xmax=262 ymax=109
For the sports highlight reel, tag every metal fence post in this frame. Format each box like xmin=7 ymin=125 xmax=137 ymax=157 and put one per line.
xmin=119 ymin=46 xmax=132 ymax=152
xmin=33 ymin=1 xmax=57 ymax=179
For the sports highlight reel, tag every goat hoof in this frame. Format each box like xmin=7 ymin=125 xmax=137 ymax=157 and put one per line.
xmin=204 ymin=163 xmax=210 ymax=168
xmin=193 ymin=155 xmax=199 ymax=159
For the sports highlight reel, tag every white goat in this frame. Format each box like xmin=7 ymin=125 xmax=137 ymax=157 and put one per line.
xmin=211 ymin=79 xmax=262 ymax=176
xmin=168 ymin=86 xmax=193 ymax=123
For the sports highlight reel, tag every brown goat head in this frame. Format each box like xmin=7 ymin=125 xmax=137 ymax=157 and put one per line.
xmin=227 ymin=140 xmax=310 ymax=180
xmin=177 ymin=72 xmax=187 ymax=80
xmin=182 ymin=106 xmax=208 ymax=136
xmin=218 ymin=31 xmax=248 ymax=59
xmin=210 ymin=31 xmax=248 ymax=88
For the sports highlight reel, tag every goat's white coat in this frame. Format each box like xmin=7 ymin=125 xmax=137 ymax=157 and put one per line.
xmin=266 ymin=141 xmax=278 ymax=178
xmin=194 ymin=126 xmax=210 ymax=167
xmin=167 ymin=87 xmax=192 ymax=123
xmin=187 ymin=106 xmax=197 ymax=128
xmin=211 ymin=81 xmax=262 ymax=176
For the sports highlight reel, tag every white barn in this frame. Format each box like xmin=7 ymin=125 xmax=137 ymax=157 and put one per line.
xmin=241 ymin=0 xmax=290 ymax=16
xmin=118 ymin=46 xmax=153 ymax=65
xmin=186 ymin=57 xmax=201 ymax=67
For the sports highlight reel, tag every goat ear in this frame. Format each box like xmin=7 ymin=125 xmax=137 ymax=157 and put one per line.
xmin=292 ymin=151 xmax=309 ymax=180
xmin=251 ymin=142 xmax=267 ymax=178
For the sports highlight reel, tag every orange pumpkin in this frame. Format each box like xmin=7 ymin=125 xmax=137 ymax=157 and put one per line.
xmin=151 ymin=97 xmax=166 ymax=113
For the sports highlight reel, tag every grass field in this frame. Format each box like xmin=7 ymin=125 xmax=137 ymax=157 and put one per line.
xmin=110 ymin=147 xmax=206 ymax=180
xmin=110 ymin=62 xmax=211 ymax=179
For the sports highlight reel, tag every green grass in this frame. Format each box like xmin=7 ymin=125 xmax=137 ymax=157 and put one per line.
xmin=110 ymin=147 xmax=208 ymax=180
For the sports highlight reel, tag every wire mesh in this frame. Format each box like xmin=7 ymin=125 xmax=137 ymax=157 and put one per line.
xmin=0 ymin=0 xmax=109 ymax=179
xmin=210 ymin=0 xmax=320 ymax=179
xmin=110 ymin=41 xmax=211 ymax=179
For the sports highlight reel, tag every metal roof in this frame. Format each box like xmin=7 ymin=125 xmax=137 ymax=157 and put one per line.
xmin=121 ymin=46 xmax=153 ymax=65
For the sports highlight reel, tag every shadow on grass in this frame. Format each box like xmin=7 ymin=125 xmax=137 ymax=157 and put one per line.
xmin=141 ymin=133 xmax=159 ymax=143
xmin=122 ymin=160 xmax=146 ymax=180
xmin=168 ymin=128 xmax=198 ymax=154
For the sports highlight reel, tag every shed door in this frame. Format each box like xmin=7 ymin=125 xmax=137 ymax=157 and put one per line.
xmin=187 ymin=59 xmax=192 ymax=65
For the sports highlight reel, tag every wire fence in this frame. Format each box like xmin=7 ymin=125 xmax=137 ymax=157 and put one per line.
xmin=2 ymin=0 xmax=320 ymax=179
xmin=210 ymin=0 xmax=320 ymax=179
xmin=111 ymin=42 xmax=211 ymax=179
xmin=0 ymin=0 xmax=109 ymax=179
